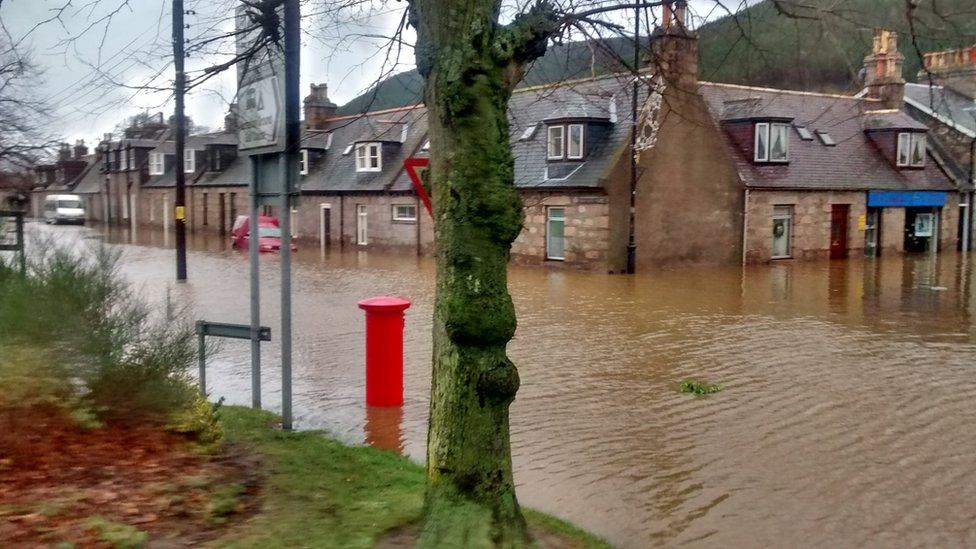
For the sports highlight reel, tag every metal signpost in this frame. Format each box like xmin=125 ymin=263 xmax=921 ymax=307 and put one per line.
xmin=0 ymin=210 xmax=26 ymax=275
xmin=236 ymin=0 xmax=299 ymax=429
xmin=195 ymin=321 xmax=271 ymax=396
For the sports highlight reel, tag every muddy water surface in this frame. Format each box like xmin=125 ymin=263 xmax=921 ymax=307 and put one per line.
xmin=47 ymin=223 xmax=976 ymax=547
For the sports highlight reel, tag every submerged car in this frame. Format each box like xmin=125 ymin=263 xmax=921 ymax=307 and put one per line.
xmin=230 ymin=215 xmax=297 ymax=252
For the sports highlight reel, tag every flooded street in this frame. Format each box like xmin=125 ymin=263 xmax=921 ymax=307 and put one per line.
xmin=44 ymin=222 xmax=976 ymax=547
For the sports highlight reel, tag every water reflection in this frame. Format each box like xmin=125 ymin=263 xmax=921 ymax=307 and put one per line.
xmin=365 ymin=406 xmax=405 ymax=454
xmin=43 ymin=222 xmax=976 ymax=548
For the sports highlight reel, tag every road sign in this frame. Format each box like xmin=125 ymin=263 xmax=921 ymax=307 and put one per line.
xmin=235 ymin=4 xmax=286 ymax=155
xmin=404 ymin=158 xmax=432 ymax=217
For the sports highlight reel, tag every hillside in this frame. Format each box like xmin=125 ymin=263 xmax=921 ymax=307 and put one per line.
xmin=337 ymin=0 xmax=976 ymax=115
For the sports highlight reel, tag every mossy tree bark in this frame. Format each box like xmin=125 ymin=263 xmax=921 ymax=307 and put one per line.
xmin=406 ymin=0 xmax=558 ymax=546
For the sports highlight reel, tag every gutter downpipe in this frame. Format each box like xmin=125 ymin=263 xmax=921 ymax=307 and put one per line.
xmin=742 ymin=188 xmax=749 ymax=266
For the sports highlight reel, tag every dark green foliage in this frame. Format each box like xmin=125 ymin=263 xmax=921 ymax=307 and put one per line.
xmin=339 ymin=0 xmax=976 ymax=116
xmin=698 ymin=0 xmax=976 ymax=92
xmin=679 ymin=379 xmax=722 ymax=395
xmin=0 ymin=242 xmax=215 ymax=438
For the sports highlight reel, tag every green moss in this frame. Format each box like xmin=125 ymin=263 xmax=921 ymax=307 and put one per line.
xmin=215 ymin=406 xmax=608 ymax=548
xmin=679 ymin=379 xmax=723 ymax=395
xmin=83 ymin=517 xmax=148 ymax=549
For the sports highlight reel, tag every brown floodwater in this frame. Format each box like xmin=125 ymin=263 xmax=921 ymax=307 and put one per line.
xmin=41 ymin=222 xmax=976 ymax=547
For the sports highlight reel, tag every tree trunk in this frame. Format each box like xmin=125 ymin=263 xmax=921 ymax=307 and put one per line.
xmin=407 ymin=0 xmax=557 ymax=546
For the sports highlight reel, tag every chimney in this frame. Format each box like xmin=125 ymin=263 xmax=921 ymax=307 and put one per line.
xmin=651 ymin=1 xmax=698 ymax=89
xmin=73 ymin=139 xmax=88 ymax=159
xmin=863 ymin=29 xmax=905 ymax=109
xmin=304 ymin=84 xmax=338 ymax=130
xmin=224 ymin=102 xmax=239 ymax=133
xmin=920 ymin=45 xmax=976 ymax=97
xmin=58 ymin=142 xmax=72 ymax=162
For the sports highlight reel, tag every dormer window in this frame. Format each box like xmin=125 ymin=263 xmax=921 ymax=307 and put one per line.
xmin=149 ymin=153 xmax=164 ymax=175
xmin=184 ymin=148 xmax=195 ymax=173
xmin=355 ymin=143 xmax=381 ymax=172
xmin=299 ymin=149 xmax=309 ymax=175
xmin=128 ymin=148 xmax=136 ymax=171
xmin=567 ymin=124 xmax=584 ymax=159
xmin=897 ymin=132 xmax=926 ymax=167
xmin=547 ymin=125 xmax=564 ymax=159
xmin=754 ymin=122 xmax=789 ymax=163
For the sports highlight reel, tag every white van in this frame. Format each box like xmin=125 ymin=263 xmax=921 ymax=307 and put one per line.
xmin=43 ymin=194 xmax=86 ymax=225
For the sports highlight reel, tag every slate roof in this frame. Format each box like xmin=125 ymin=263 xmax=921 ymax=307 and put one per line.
xmin=186 ymin=130 xmax=238 ymax=148
xmin=862 ymin=109 xmax=928 ymax=131
xmin=72 ymin=158 xmax=106 ymax=194
xmin=904 ymin=82 xmax=976 ymax=137
xmin=300 ymin=106 xmax=427 ymax=193
xmin=699 ymin=83 xmax=956 ymax=192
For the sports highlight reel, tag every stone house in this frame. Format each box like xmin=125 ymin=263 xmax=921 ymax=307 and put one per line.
xmin=902 ymin=45 xmax=976 ymax=249
xmin=76 ymin=4 xmax=963 ymax=270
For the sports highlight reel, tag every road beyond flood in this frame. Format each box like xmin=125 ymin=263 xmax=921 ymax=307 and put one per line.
xmin=47 ymin=222 xmax=976 ymax=548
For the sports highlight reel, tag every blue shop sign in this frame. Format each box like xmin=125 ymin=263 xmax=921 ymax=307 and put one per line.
xmin=867 ymin=190 xmax=947 ymax=208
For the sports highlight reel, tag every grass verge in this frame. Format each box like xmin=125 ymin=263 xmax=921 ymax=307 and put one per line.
xmin=216 ymin=406 xmax=610 ymax=548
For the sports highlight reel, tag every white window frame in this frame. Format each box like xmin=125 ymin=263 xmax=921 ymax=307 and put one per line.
xmin=149 ymin=152 xmax=164 ymax=175
xmin=567 ymin=123 xmax=585 ymax=159
xmin=769 ymin=123 xmax=789 ymax=162
xmin=392 ymin=204 xmax=417 ymax=223
xmin=547 ymin=125 xmax=565 ymax=160
xmin=910 ymin=133 xmax=926 ymax=167
xmin=184 ymin=148 xmax=196 ymax=173
xmin=754 ymin=123 xmax=770 ymax=162
xmin=546 ymin=207 xmax=566 ymax=261
xmin=755 ymin=122 xmax=789 ymax=163
xmin=896 ymin=132 xmax=912 ymax=167
xmin=771 ymin=205 xmax=793 ymax=259
xmin=355 ymin=143 xmax=381 ymax=172
xmin=325 ymin=133 xmax=333 ymax=150
xmin=356 ymin=204 xmax=368 ymax=245
xmin=299 ymin=149 xmax=309 ymax=175
xmin=120 ymin=148 xmax=128 ymax=171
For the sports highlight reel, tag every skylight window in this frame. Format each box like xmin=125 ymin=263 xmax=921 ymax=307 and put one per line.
xmin=816 ymin=131 xmax=836 ymax=146
xmin=342 ymin=144 xmax=353 ymax=155
xmin=795 ymin=126 xmax=814 ymax=140
xmin=421 ymin=140 xmax=430 ymax=151
xmin=519 ymin=124 xmax=538 ymax=141
xmin=325 ymin=133 xmax=333 ymax=150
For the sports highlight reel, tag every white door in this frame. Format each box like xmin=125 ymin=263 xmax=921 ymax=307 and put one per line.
xmin=356 ymin=204 xmax=368 ymax=245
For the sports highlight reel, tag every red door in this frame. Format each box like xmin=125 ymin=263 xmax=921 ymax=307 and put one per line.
xmin=830 ymin=204 xmax=849 ymax=259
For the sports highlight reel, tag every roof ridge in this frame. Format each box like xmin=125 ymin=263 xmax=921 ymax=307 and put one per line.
xmin=700 ymin=81 xmax=876 ymax=101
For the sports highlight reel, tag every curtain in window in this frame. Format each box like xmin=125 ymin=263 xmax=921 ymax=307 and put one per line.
xmin=897 ymin=134 xmax=911 ymax=166
xmin=770 ymin=125 xmax=788 ymax=161
xmin=910 ymin=135 xmax=926 ymax=166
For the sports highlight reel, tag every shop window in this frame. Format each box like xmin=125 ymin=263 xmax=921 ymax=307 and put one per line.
xmin=546 ymin=207 xmax=566 ymax=260
xmin=392 ymin=204 xmax=417 ymax=223
xmin=771 ymin=205 xmax=793 ymax=259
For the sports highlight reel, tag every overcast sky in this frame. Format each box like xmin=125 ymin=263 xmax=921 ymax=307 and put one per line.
xmin=1 ymin=0 xmax=725 ymax=148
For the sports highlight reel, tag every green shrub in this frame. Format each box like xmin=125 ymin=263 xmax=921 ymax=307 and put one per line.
xmin=0 ymin=241 xmax=218 ymax=441
xmin=83 ymin=517 xmax=148 ymax=549
xmin=678 ymin=378 xmax=722 ymax=395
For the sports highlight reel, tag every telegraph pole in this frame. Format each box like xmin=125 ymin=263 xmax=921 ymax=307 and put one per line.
xmin=173 ymin=0 xmax=188 ymax=281
xmin=626 ymin=3 xmax=640 ymax=274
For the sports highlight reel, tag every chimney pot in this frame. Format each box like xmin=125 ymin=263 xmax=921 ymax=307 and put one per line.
xmin=863 ymin=28 xmax=905 ymax=110
xmin=304 ymin=83 xmax=338 ymax=130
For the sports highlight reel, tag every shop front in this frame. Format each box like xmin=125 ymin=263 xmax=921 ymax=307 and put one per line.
xmin=866 ymin=190 xmax=946 ymax=254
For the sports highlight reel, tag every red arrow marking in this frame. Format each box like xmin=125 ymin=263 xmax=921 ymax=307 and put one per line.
xmin=404 ymin=157 xmax=432 ymax=218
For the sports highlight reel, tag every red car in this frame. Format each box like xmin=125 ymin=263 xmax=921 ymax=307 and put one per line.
xmin=231 ymin=215 xmax=297 ymax=252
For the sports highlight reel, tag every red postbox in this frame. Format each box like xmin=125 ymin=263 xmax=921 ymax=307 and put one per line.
xmin=357 ymin=296 xmax=411 ymax=406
